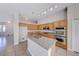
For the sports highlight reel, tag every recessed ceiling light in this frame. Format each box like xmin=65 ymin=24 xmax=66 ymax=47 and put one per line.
xmin=43 ymin=11 xmax=46 ymax=14
xmin=54 ymin=5 xmax=58 ymax=8
xmin=25 ymin=17 xmax=28 ymax=20
xmin=50 ymin=7 xmax=53 ymax=11
xmin=38 ymin=15 xmax=40 ymax=16
xmin=7 ymin=21 xmax=11 ymax=23
xmin=32 ymin=12 xmax=34 ymax=14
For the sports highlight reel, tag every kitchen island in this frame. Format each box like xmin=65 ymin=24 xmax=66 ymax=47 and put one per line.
xmin=28 ymin=36 xmax=57 ymax=56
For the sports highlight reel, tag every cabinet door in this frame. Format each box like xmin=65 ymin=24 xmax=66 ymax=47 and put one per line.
xmin=38 ymin=24 xmax=44 ymax=30
xmin=54 ymin=22 xmax=59 ymax=28
xmin=60 ymin=20 xmax=67 ymax=27
xmin=49 ymin=23 xmax=54 ymax=30
xmin=27 ymin=24 xmax=38 ymax=30
xmin=38 ymin=23 xmax=54 ymax=30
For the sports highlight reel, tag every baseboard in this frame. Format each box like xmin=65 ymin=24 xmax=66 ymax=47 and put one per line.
xmin=67 ymin=48 xmax=74 ymax=52
xmin=28 ymin=48 xmax=33 ymax=56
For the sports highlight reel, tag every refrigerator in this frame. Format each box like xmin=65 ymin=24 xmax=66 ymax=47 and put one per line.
xmin=72 ymin=19 xmax=79 ymax=52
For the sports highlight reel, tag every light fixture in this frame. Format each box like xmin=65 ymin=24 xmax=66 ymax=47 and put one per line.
xmin=7 ymin=21 xmax=11 ymax=23
xmin=43 ymin=11 xmax=46 ymax=14
xmin=38 ymin=15 xmax=40 ymax=16
xmin=25 ymin=17 xmax=28 ymax=20
xmin=50 ymin=7 xmax=53 ymax=11
xmin=54 ymin=5 xmax=58 ymax=8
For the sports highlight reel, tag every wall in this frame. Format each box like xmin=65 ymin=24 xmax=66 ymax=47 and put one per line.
xmin=13 ymin=14 xmax=19 ymax=45
xmin=67 ymin=4 xmax=79 ymax=51
xmin=38 ymin=9 xmax=67 ymax=24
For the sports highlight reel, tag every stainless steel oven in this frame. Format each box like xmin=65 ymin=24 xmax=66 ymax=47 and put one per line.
xmin=56 ymin=36 xmax=66 ymax=44
xmin=55 ymin=27 xmax=67 ymax=44
xmin=55 ymin=27 xmax=66 ymax=36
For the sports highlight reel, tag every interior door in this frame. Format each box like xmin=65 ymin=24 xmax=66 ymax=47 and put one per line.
xmin=72 ymin=19 xmax=79 ymax=52
xmin=0 ymin=24 xmax=2 ymax=36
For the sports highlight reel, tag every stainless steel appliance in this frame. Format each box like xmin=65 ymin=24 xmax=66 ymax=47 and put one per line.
xmin=55 ymin=27 xmax=67 ymax=44
xmin=55 ymin=27 xmax=66 ymax=36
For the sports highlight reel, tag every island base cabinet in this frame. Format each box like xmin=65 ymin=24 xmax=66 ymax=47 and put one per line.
xmin=27 ymin=39 xmax=57 ymax=56
xmin=28 ymin=39 xmax=48 ymax=56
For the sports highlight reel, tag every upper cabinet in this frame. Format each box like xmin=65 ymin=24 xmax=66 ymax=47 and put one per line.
xmin=26 ymin=20 xmax=67 ymax=30
xmin=38 ymin=23 xmax=54 ymax=30
xmin=38 ymin=20 xmax=67 ymax=30
xmin=59 ymin=20 xmax=67 ymax=27
xmin=54 ymin=21 xmax=60 ymax=28
xmin=54 ymin=20 xmax=67 ymax=29
xmin=26 ymin=24 xmax=38 ymax=30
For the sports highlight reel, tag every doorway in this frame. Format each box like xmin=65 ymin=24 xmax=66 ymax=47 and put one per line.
xmin=0 ymin=24 xmax=6 ymax=36
xmin=0 ymin=22 xmax=13 ymax=49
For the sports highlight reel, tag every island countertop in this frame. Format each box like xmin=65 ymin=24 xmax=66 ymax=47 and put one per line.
xmin=29 ymin=36 xmax=57 ymax=50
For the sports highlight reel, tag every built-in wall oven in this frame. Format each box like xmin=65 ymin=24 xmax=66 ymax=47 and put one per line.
xmin=55 ymin=27 xmax=67 ymax=44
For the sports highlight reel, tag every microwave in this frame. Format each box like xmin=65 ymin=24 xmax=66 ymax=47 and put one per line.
xmin=55 ymin=27 xmax=67 ymax=36
xmin=55 ymin=27 xmax=67 ymax=44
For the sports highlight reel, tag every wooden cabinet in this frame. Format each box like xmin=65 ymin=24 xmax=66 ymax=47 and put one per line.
xmin=49 ymin=23 xmax=54 ymax=30
xmin=27 ymin=24 xmax=38 ymax=30
xmin=23 ymin=20 xmax=67 ymax=49
xmin=59 ymin=20 xmax=67 ymax=27
xmin=20 ymin=20 xmax=67 ymax=30
xmin=54 ymin=20 xmax=67 ymax=28
xmin=56 ymin=42 xmax=67 ymax=49
xmin=38 ymin=24 xmax=44 ymax=30
xmin=38 ymin=23 xmax=54 ymax=30
xmin=54 ymin=22 xmax=59 ymax=28
xmin=38 ymin=34 xmax=56 ymax=38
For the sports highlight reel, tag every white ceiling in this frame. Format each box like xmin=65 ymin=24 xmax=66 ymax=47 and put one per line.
xmin=0 ymin=3 xmax=70 ymax=22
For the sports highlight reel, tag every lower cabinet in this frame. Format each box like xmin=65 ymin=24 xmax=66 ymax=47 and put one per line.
xmin=56 ymin=42 xmax=67 ymax=49
xmin=28 ymin=39 xmax=48 ymax=56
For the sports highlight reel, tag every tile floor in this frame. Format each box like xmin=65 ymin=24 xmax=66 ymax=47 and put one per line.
xmin=0 ymin=36 xmax=31 ymax=56
xmin=56 ymin=47 xmax=79 ymax=56
xmin=0 ymin=36 xmax=79 ymax=56
xmin=1 ymin=42 xmax=31 ymax=56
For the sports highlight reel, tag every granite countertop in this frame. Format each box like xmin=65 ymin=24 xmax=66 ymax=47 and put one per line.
xmin=29 ymin=36 xmax=57 ymax=50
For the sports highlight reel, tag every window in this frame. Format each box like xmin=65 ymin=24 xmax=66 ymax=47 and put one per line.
xmin=0 ymin=25 xmax=2 ymax=32
xmin=0 ymin=24 xmax=6 ymax=32
xmin=3 ymin=25 xmax=6 ymax=32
